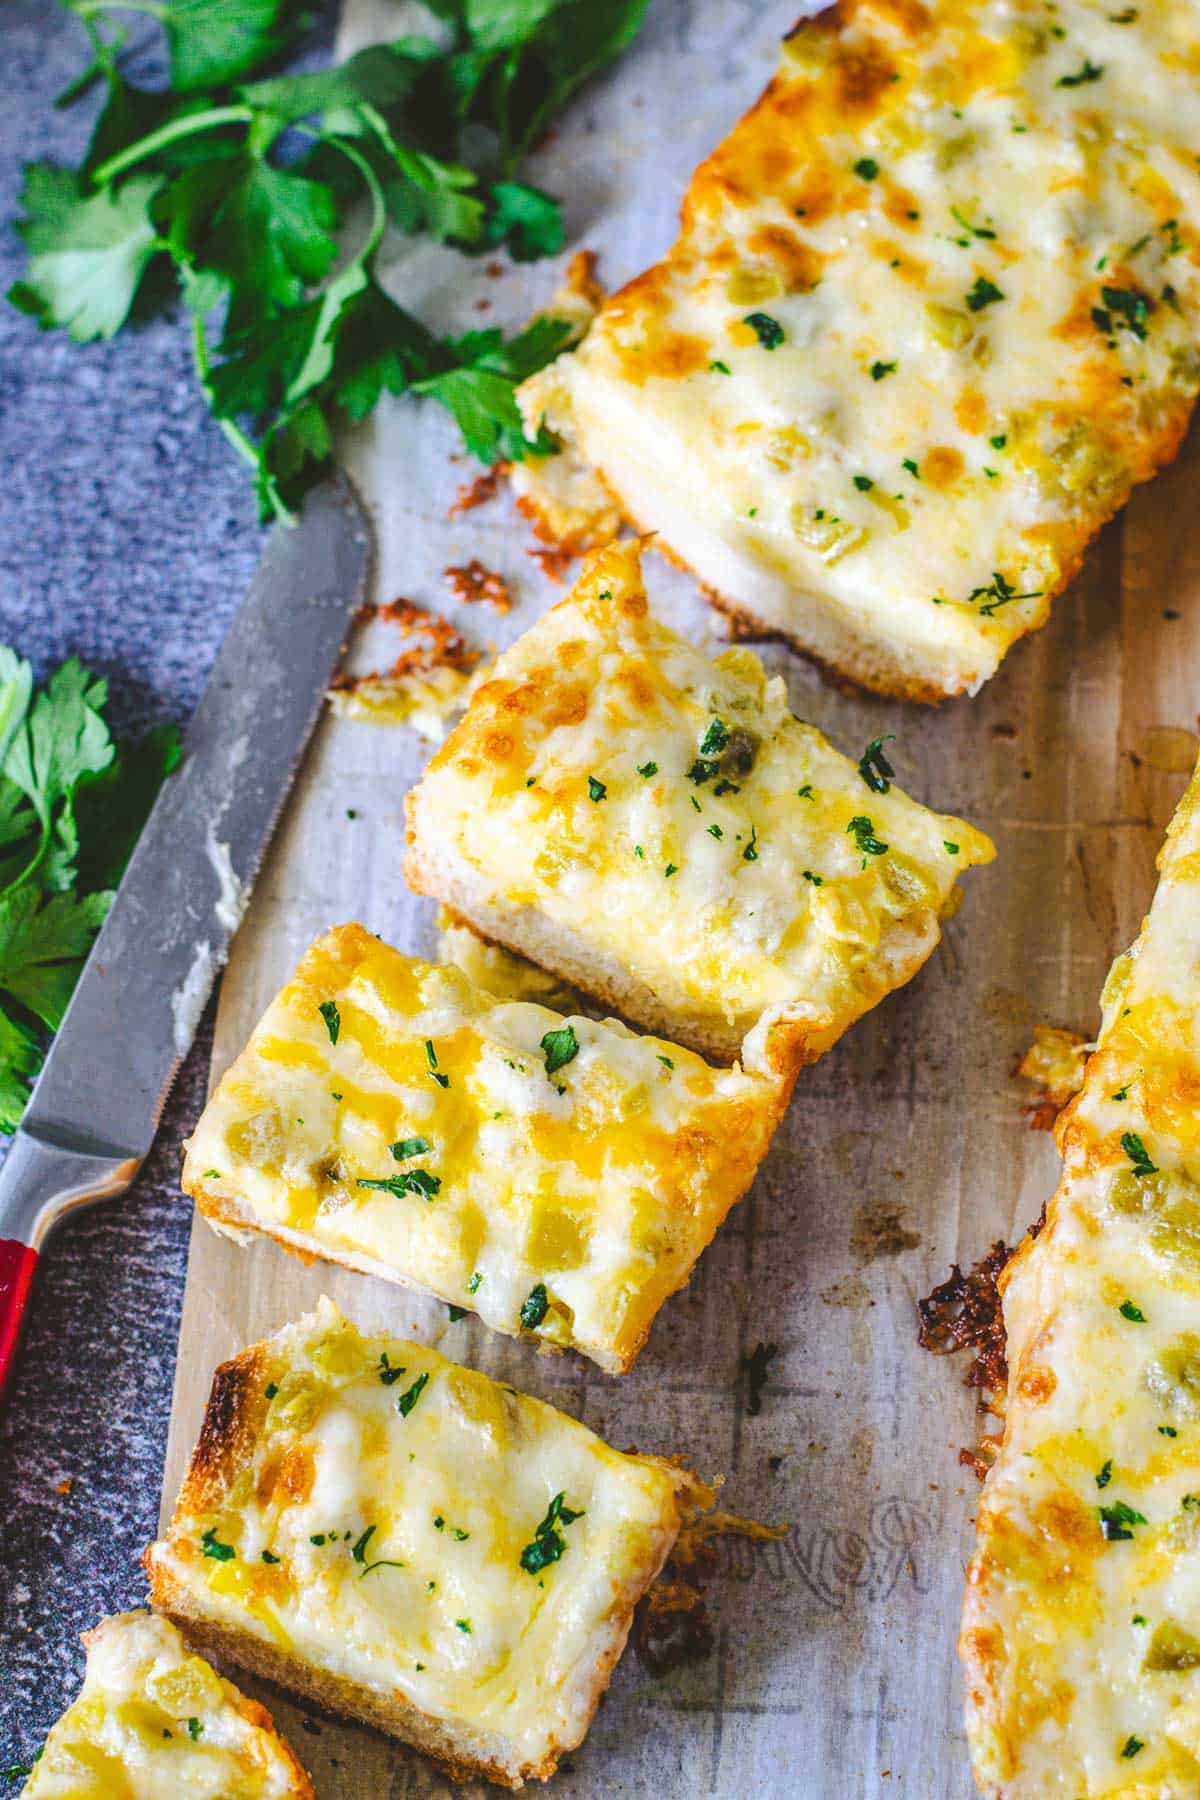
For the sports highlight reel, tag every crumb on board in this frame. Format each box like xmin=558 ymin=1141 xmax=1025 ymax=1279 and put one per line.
xmin=634 ymin=1509 xmax=787 ymax=1675
xmin=1018 ymin=1023 xmax=1089 ymax=1129
xmin=449 ymin=466 xmax=504 ymax=516
xmin=444 ymin=557 xmax=513 ymax=613
xmin=330 ymin=597 xmax=482 ymax=738
xmin=917 ymin=1212 xmax=1045 ymax=1478
xmin=528 ymin=543 xmax=576 ymax=584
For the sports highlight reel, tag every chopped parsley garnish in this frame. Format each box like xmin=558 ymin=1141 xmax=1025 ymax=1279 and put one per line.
xmin=709 ymin=359 xmax=731 ymax=374
xmin=377 ymin=1351 xmax=406 ymax=1386
xmin=1112 ymin=1085 xmax=1130 ymax=1100
xmin=456 ymin=1618 xmax=472 ymax=1633
xmin=853 ymin=473 xmax=874 ymax=491
xmin=708 ymin=823 xmax=723 ymax=839
xmin=520 ymin=1282 xmax=549 ymax=1330
xmin=541 ymin=1023 xmax=579 ymax=1075
xmin=1096 ymin=1459 xmax=1113 ymax=1488
xmin=1159 ymin=1425 xmax=1178 ymax=1437
xmin=700 ymin=718 xmax=730 ymax=756
xmin=187 ymin=1718 xmax=203 ymax=1741
xmin=742 ymin=829 xmax=758 ymax=862
xmin=944 ymin=841 xmax=959 ymax=855
xmin=1099 ymin=1499 xmax=1147 ymax=1541
xmin=847 ymin=815 xmax=888 ymax=860
xmin=854 ymin=157 xmax=880 ymax=180
xmin=392 ymin=1136 xmax=432 ymax=1161
xmin=1057 ymin=57 xmax=1105 ymax=86
xmin=448 ymin=1304 xmax=467 ymax=1321
xmin=1122 ymin=1131 xmax=1158 ymax=1176
xmin=1092 ymin=284 xmax=1152 ymax=342
xmin=1119 ymin=1299 xmax=1147 ymax=1322
xmin=989 ymin=434 xmax=1007 ymax=450
xmin=803 ymin=870 xmax=823 ymax=885
xmin=264 ymin=1382 xmax=278 ymax=1399
xmin=1120 ymin=1735 xmax=1144 ymax=1759
xmin=797 ymin=783 xmax=814 ymax=800
xmin=743 ymin=311 xmax=784 ymax=349
xmin=518 ymin=1491 xmax=585 ymax=1574
xmin=637 ymin=760 xmax=658 ymax=778
xmin=424 ymin=1039 xmax=450 ymax=1087
xmin=201 ymin=1527 xmax=235 ymax=1562
xmin=261 ymin=1549 xmax=280 ymax=1564
xmin=966 ymin=571 xmax=1044 ymax=616
xmin=858 ymin=735 xmax=895 ymax=795
xmin=950 ymin=205 xmax=996 ymax=242
xmin=396 ymin=1371 xmax=430 ymax=1418
xmin=587 ymin=775 xmax=607 ymax=803
xmin=358 ymin=1168 xmax=441 ymax=1201
xmin=351 ymin=1522 xmax=406 ymax=1577
xmin=870 ymin=359 xmax=897 ymax=380
xmin=467 ymin=1271 xmax=482 ymax=1294
xmin=664 ymin=862 xmax=679 ymax=878
xmin=318 ymin=1000 xmax=340 ymax=1045
xmin=1184 ymin=1495 xmax=1200 ymax=1511
xmin=965 ymin=275 xmax=1005 ymax=311
xmin=902 ymin=457 xmax=920 ymax=478
xmin=657 ymin=1054 xmax=675 ymax=1070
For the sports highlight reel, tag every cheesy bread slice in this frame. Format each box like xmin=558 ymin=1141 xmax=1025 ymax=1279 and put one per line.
xmin=183 ymin=922 xmax=786 ymax=1375
xmin=963 ymin=763 xmax=1200 ymax=1794
xmin=23 ymin=1610 xmax=311 ymax=1800
xmin=145 ymin=1299 xmax=707 ymax=1790
xmin=514 ymin=0 xmax=1200 ymax=701
xmin=405 ymin=540 xmax=992 ymax=1065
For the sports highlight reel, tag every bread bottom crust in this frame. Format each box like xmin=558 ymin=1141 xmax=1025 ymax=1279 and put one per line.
xmin=147 ymin=1569 xmax=548 ymax=1790
xmin=405 ymin=826 xmax=945 ymax=1081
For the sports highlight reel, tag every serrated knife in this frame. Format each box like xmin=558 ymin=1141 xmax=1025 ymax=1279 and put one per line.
xmin=0 ymin=475 xmax=373 ymax=1398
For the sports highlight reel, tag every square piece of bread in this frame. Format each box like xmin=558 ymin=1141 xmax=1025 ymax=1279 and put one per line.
xmin=406 ymin=540 xmax=992 ymax=1065
xmin=22 ymin=1609 xmax=312 ymax=1799
xmin=513 ymin=0 xmax=1200 ymax=701
xmin=963 ymin=759 xmax=1200 ymax=1795
xmin=183 ymin=922 xmax=787 ymax=1374
xmin=146 ymin=1300 xmax=707 ymax=1790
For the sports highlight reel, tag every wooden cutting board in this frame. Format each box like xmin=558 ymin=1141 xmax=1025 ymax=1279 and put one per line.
xmin=159 ymin=4 xmax=1200 ymax=1794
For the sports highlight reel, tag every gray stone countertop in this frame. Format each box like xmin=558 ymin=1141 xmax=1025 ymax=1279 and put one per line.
xmin=0 ymin=4 xmax=334 ymax=1776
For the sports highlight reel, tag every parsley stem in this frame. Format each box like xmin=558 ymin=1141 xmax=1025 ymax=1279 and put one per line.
xmin=188 ymin=311 xmax=291 ymax=521
xmin=75 ymin=0 xmax=167 ymax=15
xmin=90 ymin=105 xmax=253 ymax=187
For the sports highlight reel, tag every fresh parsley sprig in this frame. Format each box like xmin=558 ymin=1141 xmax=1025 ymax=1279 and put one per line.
xmin=0 ymin=647 xmax=178 ymax=1133
xmin=9 ymin=0 xmax=649 ymax=519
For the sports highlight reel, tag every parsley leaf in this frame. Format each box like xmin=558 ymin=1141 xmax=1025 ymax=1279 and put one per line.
xmin=9 ymin=4 xmax=648 ymax=516
xmin=318 ymin=999 xmax=340 ymax=1045
xmin=520 ymin=1282 xmax=549 ymax=1330
xmin=1099 ymin=1499 xmax=1147 ymax=1541
xmin=743 ymin=311 xmax=784 ymax=349
xmin=858 ymin=736 xmax=895 ymax=795
xmin=519 ymin=1491 xmax=585 ymax=1573
xmin=847 ymin=815 xmax=888 ymax=861
xmin=541 ymin=1023 xmax=579 ymax=1075
xmin=10 ymin=165 xmax=164 ymax=343
xmin=965 ymin=275 xmax=1004 ymax=311
xmin=0 ymin=649 xmax=173 ymax=1131
xmin=1122 ymin=1130 xmax=1157 ymax=1176
xmin=358 ymin=1169 xmax=441 ymax=1201
xmin=1057 ymin=58 xmax=1104 ymax=86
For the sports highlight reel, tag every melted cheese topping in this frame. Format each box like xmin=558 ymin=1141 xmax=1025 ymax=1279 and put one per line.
xmin=147 ymin=1302 xmax=691 ymax=1774
xmin=24 ymin=1611 xmax=309 ymax=1800
xmin=515 ymin=0 xmax=1200 ymax=698
xmin=964 ymin=765 xmax=1200 ymax=1795
xmin=183 ymin=923 xmax=781 ymax=1374
xmin=407 ymin=540 xmax=992 ymax=1057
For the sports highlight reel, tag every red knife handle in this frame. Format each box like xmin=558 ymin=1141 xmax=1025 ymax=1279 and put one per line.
xmin=0 ymin=1237 xmax=37 ymax=1399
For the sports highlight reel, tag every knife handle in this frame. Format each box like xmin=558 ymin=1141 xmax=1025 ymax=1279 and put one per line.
xmin=0 ymin=1237 xmax=37 ymax=1400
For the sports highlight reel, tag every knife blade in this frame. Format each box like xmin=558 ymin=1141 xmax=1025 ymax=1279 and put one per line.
xmin=0 ymin=474 xmax=373 ymax=1396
